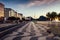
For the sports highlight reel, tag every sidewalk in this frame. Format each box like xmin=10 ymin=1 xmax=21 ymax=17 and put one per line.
xmin=0 ymin=23 xmax=17 ymax=32
xmin=0 ymin=23 xmax=16 ymax=28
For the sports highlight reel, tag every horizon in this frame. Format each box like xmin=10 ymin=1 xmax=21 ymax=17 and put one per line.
xmin=0 ymin=0 xmax=60 ymax=18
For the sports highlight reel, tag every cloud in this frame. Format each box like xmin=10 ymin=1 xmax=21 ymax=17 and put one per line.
xmin=18 ymin=0 xmax=59 ymax=8
xmin=27 ymin=0 xmax=57 ymax=7
xmin=27 ymin=1 xmax=43 ymax=7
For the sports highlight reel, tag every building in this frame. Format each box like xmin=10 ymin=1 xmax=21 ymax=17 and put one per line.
xmin=4 ymin=8 xmax=23 ymax=20
xmin=4 ymin=8 xmax=17 ymax=19
xmin=14 ymin=12 xmax=17 ymax=17
xmin=25 ymin=16 xmax=33 ymax=21
xmin=17 ymin=13 xmax=23 ymax=20
xmin=0 ymin=3 xmax=4 ymax=17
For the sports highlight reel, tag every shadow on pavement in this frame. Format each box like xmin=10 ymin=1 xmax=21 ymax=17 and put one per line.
xmin=30 ymin=37 xmax=38 ymax=40
xmin=13 ymin=36 xmax=24 ymax=40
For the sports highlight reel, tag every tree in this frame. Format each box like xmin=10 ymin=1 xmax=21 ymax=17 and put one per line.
xmin=0 ymin=17 xmax=4 ymax=23
xmin=46 ymin=12 xmax=52 ymax=21
xmin=7 ymin=17 xmax=16 ymax=21
xmin=16 ymin=17 xmax=20 ymax=20
xmin=39 ymin=16 xmax=47 ymax=21
xmin=22 ymin=17 xmax=25 ymax=21
xmin=46 ymin=12 xmax=51 ymax=18
xmin=46 ymin=12 xmax=57 ymax=21
xmin=51 ymin=12 xmax=57 ymax=20
xmin=57 ymin=13 xmax=60 ymax=20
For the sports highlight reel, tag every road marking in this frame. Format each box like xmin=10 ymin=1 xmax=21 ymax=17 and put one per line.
xmin=32 ymin=22 xmax=42 ymax=36
xmin=3 ymin=22 xmax=49 ymax=40
xmin=0 ymin=25 xmax=17 ymax=34
xmin=17 ymin=22 xmax=30 ymax=32
xmin=32 ymin=22 xmax=40 ymax=33
xmin=9 ymin=32 xmax=19 ymax=36
xmin=21 ymin=32 xmax=30 ymax=36
xmin=36 ymin=24 xmax=46 ymax=31
xmin=38 ymin=37 xmax=46 ymax=40
xmin=38 ymin=24 xmax=50 ymax=29
xmin=4 ymin=36 xmax=16 ymax=40
xmin=3 ymin=22 xmax=30 ymax=40
xmin=26 ymin=22 xmax=31 ymax=33
xmin=30 ymin=37 xmax=38 ymax=40
xmin=21 ymin=36 xmax=31 ymax=40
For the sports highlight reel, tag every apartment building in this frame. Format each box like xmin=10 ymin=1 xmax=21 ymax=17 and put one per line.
xmin=0 ymin=3 xmax=4 ymax=17
xmin=17 ymin=13 xmax=23 ymax=20
xmin=4 ymin=8 xmax=17 ymax=18
xmin=4 ymin=8 xmax=23 ymax=20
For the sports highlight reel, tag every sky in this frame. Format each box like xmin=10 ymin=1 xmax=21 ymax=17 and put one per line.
xmin=0 ymin=0 xmax=60 ymax=18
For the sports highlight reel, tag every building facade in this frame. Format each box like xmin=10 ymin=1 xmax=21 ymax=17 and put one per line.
xmin=4 ymin=8 xmax=17 ymax=18
xmin=4 ymin=8 xmax=23 ymax=20
xmin=0 ymin=3 xmax=4 ymax=17
xmin=17 ymin=13 xmax=23 ymax=20
xmin=14 ymin=12 xmax=17 ymax=17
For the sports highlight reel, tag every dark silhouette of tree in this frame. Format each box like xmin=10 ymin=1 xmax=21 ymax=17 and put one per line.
xmin=46 ymin=12 xmax=52 ymax=21
xmin=46 ymin=12 xmax=57 ymax=21
xmin=22 ymin=17 xmax=25 ymax=21
xmin=16 ymin=17 xmax=20 ymax=20
xmin=7 ymin=17 xmax=17 ymax=23
xmin=0 ymin=17 xmax=4 ymax=23
xmin=51 ymin=12 xmax=57 ymax=20
xmin=46 ymin=12 xmax=51 ymax=18
xmin=57 ymin=13 xmax=60 ymax=17
xmin=7 ymin=17 xmax=16 ymax=21
xmin=57 ymin=13 xmax=60 ymax=20
xmin=39 ymin=16 xmax=47 ymax=21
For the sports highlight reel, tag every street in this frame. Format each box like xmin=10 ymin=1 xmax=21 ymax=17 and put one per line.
xmin=0 ymin=0 xmax=60 ymax=40
xmin=0 ymin=21 xmax=53 ymax=40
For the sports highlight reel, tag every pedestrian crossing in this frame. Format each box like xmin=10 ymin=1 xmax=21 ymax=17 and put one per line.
xmin=3 ymin=22 xmax=50 ymax=40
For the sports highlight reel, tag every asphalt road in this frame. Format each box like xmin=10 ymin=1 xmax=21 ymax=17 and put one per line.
xmin=1 ymin=21 xmax=55 ymax=40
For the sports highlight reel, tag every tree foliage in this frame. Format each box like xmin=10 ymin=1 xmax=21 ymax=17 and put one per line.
xmin=7 ymin=17 xmax=17 ymax=21
xmin=46 ymin=12 xmax=57 ymax=21
xmin=39 ymin=16 xmax=47 ymax=21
